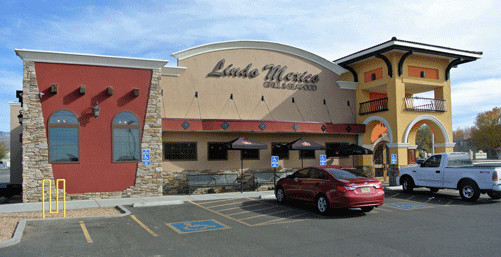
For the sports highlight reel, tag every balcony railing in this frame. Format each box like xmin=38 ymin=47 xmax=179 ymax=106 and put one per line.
xmin=404 ymin=97 xmax=446 ymax=112
xmin=359 ymin=98 xmax=388 ymax=115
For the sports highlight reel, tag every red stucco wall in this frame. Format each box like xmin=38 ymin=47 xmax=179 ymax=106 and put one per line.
xmin=35 ymin=62 xmax=152 ymax=193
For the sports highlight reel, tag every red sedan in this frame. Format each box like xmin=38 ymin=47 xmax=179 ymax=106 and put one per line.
xmin=275 ymin=165 xmax=384 ymax=214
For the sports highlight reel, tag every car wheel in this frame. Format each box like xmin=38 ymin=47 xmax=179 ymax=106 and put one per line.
xmin=276 ymin=188 xmax=285 ymax=203
xmin=361 ymin=206 xmax=374 ymax=212
xmin=429 ymin=188 xmax=439 ymax=193
xmin=316 ymin=195 xmax=329 ymax=215
xmin=487 ymin=190 xmax=501 ymax=200
xmin=401 ymin=176 xmax=414 ymax=193
xmin=459 ymin=180 xmax=480 ymax=202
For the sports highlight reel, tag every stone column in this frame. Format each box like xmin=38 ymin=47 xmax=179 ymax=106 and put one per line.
xmin=123 ymin=68 xmax=164 ymax=197
xmin=21 ymin=61 xmax=54 ymax=202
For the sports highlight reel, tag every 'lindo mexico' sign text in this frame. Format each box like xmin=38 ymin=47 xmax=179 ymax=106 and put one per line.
xmin=208 ymin=59 xmax=319 ymax=91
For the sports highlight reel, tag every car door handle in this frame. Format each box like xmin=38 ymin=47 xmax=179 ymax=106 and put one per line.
xmin=436 ymin=170 xmax=440 ymax=173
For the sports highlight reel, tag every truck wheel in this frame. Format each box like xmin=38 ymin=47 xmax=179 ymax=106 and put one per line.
xmin=459 ymin=180 xmax=480 ymax=202
xmin=401 ymin=176 xmax=414 ymax=193
xmin=487 ymin=190 xmax=501 ymax=200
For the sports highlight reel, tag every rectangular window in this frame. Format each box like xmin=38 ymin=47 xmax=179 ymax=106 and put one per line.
xmin=208 ymin=142 xmax=228 ymax=160
xmin=241 ymin=149 xmax=260 ymax=160
xmin=272 ymin=143 xmax=289 ymax=159
xmin=326 ymin=142 xmax=350 ymax=157
xmin=164 ymin=142 xmax=197 ymax=161
xmin=300 ymin=150 xmax=315 ymax=159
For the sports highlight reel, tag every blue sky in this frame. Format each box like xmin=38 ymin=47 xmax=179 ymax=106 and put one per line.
xmin=1 ymin=0 xmax=500 ymax=132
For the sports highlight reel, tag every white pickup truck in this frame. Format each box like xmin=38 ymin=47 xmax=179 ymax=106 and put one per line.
xmin=397 ymin=152 xmax=501 ymax=202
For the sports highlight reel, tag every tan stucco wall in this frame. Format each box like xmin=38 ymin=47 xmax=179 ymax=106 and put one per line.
xmin=9 ymin=103 xmax=22 ymax=185
xmin=161 ymin=49 xmax=356 ymax=124
xmin=162 ymin=131 xmax=357 ymax=173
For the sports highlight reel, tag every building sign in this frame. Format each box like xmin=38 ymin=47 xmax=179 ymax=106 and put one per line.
xmin=208 ymin=59 xmax=320 ymax=91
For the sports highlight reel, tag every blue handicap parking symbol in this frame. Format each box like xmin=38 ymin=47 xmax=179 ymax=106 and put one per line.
xmin=167 ymin=220 xmax=229 ymax=234
xmin=320 ymin=154 xmax=327 ymax=166
xmin=385 ymin=202 xmax=428 ymax=210
xmin=271 ymin=156 xmax=279 ymax=167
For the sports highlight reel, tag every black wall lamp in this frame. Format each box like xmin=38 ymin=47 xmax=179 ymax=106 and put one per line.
xmin=93 ymin=102 xmax=101 ymax=118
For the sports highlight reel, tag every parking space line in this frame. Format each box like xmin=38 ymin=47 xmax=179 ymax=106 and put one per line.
xmin=253 ymin=213 xmax=308 ymax=226
xmin=389 ymin=193 xmax=401 ymax=198
xmin=239 ymin=209 xmax=290 ymax=221
xmin=189 ymin=201 xmax=253 ymax=226
xmin=79 ymin=221 xmax=93 ymax=243
xmin=198 ymin=198 xmax=245 ymax=205
xmin=217 ymin=201 xmax=261 ymax=211
xmin=228 ymin=206 xmax=278 ymax=216
xmin=207 ymin=200 xmax=249 ymax=208
xmin=130 ymin=215 xmax=159 ymax=237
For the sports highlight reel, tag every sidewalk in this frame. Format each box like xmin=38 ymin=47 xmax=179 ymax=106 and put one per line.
xmin=0 ymin=184 xmax=402 ymax=214
xmin=0 ymin=190 xmax=277 ymax=214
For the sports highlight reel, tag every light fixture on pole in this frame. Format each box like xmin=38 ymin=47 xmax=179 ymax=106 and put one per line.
xmin=93 ymin=102 xmax=101 ymax=118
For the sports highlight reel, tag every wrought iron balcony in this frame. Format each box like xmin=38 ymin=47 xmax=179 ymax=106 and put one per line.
xmin=404 ymin=97 xmax=446 ymax=112
xmin=359 ymin=98 xmax=388 ymax=115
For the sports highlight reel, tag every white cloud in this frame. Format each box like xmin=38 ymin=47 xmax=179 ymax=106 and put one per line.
xmin=451 ymin=78 xmax=501 ymax=129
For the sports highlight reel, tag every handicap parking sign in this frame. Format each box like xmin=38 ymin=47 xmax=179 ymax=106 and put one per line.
xmin=271 ymin=156 xmax=279 ymax=167
xmin=142 ymin=149 xmax=150 ymax=165
xmin=320 ymin=154 xmax=327 ymax=166
xmin=391 ymin=154 xmax=397 ymax=164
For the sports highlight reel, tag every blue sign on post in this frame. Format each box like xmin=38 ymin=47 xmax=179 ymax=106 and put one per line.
xmin=271 ymin=156 xmax=279 ymax=167
xmin=391 ymin=154 xmax=397 ymax=165
xmin=320 ymin=154 xmax=327 ymax=166
xmin=142 ymin=149 xmax=150 ymax=165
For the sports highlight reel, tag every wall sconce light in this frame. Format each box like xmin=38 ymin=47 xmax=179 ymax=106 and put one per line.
xmin=107 ymin=87 xmax=114 ymax=96
xmin=195 ymin=91 xmax=198 ymax=98
xmin=51 ymin=84 xmax=58 ymax=94
xmin=371 ymin=73 xmax=376 ymax=81
xmin=133 ymin=88 xmax=140 ymax=97
xmin=93 ymin=102 xmax=101 ymax=118
xmin=80 ymin=85 xmax=86 ymax=95
xmin=17 ymin=110 xmax=23 ymax=125
xmin=292 ymin=97 xmax=295 ymax=103
xmin=230 ymin=93 xmax=233 ymax=100
xmin=420 ymin=71 xmax=426 ymax=78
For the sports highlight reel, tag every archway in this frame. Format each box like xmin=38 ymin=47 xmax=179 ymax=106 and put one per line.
xmin=359 ymin=116 xmax=392 ymax=180
xmin=403 ymin=115 xmax=452 ymax=164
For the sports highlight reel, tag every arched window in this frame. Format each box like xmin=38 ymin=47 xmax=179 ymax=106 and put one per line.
xmin=112 ymin=112 xmax=140 ymax=162
xmin=49 ymin=110 xmax=79 ymax=163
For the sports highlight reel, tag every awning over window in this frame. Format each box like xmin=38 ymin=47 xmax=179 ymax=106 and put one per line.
xmin=288 ymin=138 xmax=326 ymax=151
xmin=226 ymin=137 xmax=268 ymax=150
xmin=331 ymin=143 xmax=373 ymax=156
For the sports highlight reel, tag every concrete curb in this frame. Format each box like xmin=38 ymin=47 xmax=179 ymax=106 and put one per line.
xmin=0 ymin=205 xmax=131 ymax=249
xmin=132 ymin=200 xmax=184 ymax=208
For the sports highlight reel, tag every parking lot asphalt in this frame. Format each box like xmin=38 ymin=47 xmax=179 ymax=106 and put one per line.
xmin=2 ymin=187 xmax=501 ymax=256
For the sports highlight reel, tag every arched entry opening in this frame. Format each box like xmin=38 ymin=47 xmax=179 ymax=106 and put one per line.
xmin=404 ymin=115 xmax=452 ymax=164
xmin=359 ymin=116 xmax=393 ymax=181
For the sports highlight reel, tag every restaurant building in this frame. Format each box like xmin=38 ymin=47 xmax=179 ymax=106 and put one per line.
xmin=10 ymin=38 xmax=481 ymax=202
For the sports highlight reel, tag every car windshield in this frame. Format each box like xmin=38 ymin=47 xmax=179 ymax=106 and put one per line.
xmin=447 ymin=154 xmax=473 ymax=167
xmin=326 ymin=169 xmax=368 ymax=179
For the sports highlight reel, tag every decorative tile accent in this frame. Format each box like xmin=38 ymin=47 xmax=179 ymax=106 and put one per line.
xmin=321 ymin=124 xmax=327 ymax=132
xmin=221 ymin=121 xmax=230 ymax=130
xmin=182 ymin=121 xmax=191 ymax=130
xmin=346 ymin=125 xmax=352 ymax=133
xmin=292 ymin=123 xmax=299 ymax=131
xmin=258 ymin=122 xmax=267 ymax=131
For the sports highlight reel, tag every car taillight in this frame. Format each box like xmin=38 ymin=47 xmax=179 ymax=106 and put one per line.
xmin=374 ymin=181 xmax=382 ymax=189
xmin=493 ymin=171 xmax=498 ymax=181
